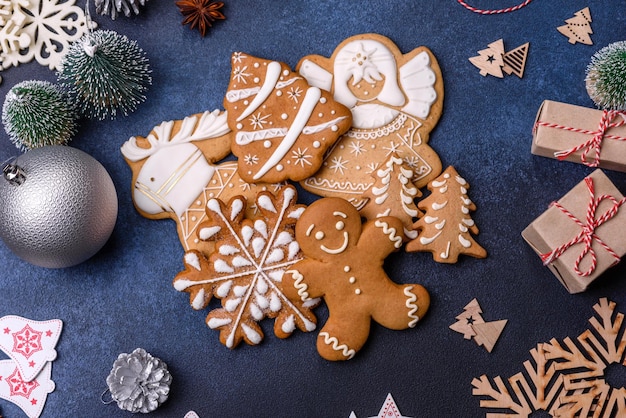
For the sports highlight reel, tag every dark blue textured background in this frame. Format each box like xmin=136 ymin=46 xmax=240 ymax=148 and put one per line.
xmin=2 ymin=1 xmax=626 ymax=417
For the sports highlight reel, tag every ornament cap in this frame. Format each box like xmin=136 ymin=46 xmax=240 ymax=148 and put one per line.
xmin=2 ymin=157 xmax=26 ymax=186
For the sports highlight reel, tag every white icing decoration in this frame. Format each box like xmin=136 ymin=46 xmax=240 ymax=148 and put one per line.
xmin=419 ymin=231 xmax=442 ymax=245
xmin=214 ymin=259 xmax=234 ymax=273
xmin=462 ymin=218 xmax=475 ymax=227
xmin=242 ymin=323 xmax=262 ymax=344
xmin=266 ymin=248 xmax=285 ymax=264
xmin=236 ymin=61 xmax=282 ymax=122
xmin=232 ymin=255 xmax=253 ymax=267
xmin=435 ymin=220 xmax=446 ymax=230
xmin=216 ymin=281 xmax=232 ymax=298
xmin=403 ymin=286 xmax=420 ymax=327
xmin=191 ymin=289 xmax=206 ymax=310
xmin=250 ymin=303 xmax=263 ymax=320
xmin=225 ymin=298 xmax=242 ymax=312
xmin=230 ymin=198 xmax=244 ymax=221
xmin=275 ymin=231 xmax=293 ymax=246
xmin=440 ymin=242 xmax=451 ymax=260
xmin=256 ymin=295 xmax=269 ymax=310
xmin=207 ymin=317 xmax=232 ymax=329
xmin=298 ymin=59 xmax=333 ymax=92
xmin=270 ymin=292 xmax=282 ymax=312
xmin=235 ymin=128 xmax=287 ymax=145
xmin=287 ymin=241 xmax=300 ymax=260
xmin=319 ymin=332 xmax=356 ymax=359
xmin=252 ymin=87 xmax=322 ymax=180
xmin=320 ymin=231 xmax=349 ymax=254
xmin=257 ymin=195 xmax=277 ymax=213
xmin=455 ymin=175 xmax=467 ymax=185
xmin=241 ymin=225 xmax=254 ymax=247
xmin=219 ymin=245 xmax=239 ymax=256
xmin=374 ymin=220 xmax=403 ymax=248
xmin=184 ymin=252 xmax=201 ymax=271
xmin=458 ymin=234 xmax=472 ymax=248
xmin=256 ymin=278 xmax=269 ymax=294
xmin=459 ymin=223 xmax=468 ymax=233
xmin=249 ymin=235 xmax=265 ymax=258
xmin=254 ymin=219 xmax=268 ymax=238
xmin=287 ymin=270 xmax=310 ymax=301
xmin=432 ymin=201 xmax=448 ymax=210
xmin=281 ymin=315 xmax=296 ymax=334
xmin=313 ymin=141 xmax=321 ymax=148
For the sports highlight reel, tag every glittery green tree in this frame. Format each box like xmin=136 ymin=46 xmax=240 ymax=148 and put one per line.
xmin=95 ymin=0 xmax=149 ymax=20
xmin=586 ymin=41 xmax=626 ymax=110
xmin=57 ymin=29 xmax=152 ymax=120
xmin=2 ymin=80 xmax=77 ymax=151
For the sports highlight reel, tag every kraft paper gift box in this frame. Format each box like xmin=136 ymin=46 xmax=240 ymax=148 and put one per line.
xmin=532 ymin=100 xmax=626 ymax=172
xmin=522 ymin=169 xmax=626 ymax=294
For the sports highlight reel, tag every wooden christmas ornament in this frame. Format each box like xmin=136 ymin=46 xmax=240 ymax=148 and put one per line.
xmin=472 ymin=320 xmax=508 ymax=353
xmin=557 ymin=7 xmax=593 ymax=45
xmin=503 ymin=42 xmax=530 ymax=78
xmin=469 ymin=39 xmax=505 ymax=78
xmin=449 ymin=298 xmax=485 ymax=339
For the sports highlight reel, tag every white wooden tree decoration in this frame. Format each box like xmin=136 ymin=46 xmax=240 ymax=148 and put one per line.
xmin=469 ymin=39 xmax=505 ymax=78
xmin=557 ymin=7 xmax=593 ymax=45
xmin=406 ymin=166 xmax=487 ymax=263
xmin=503 ymin=42 xmax=530 ymax=78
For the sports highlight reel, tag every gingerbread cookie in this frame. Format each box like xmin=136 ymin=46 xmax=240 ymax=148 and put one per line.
xmin=297 ymin=33 xmax=444 ymax=210
xmin=173 ymin=186 xmax=318 ymax=348
xmin=283 ymin=197 xmax=430 ymax=361
xmin=121 ymin=110 xmax=282 ymax=256
xmin=406 ymin=166 xmax=487 ymax=263
xmin=223 ymin=52 xmax=353 ymax=184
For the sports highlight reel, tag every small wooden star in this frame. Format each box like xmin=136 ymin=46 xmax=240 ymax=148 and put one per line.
xmin=176 ymin=0 xmax=225 ymax=37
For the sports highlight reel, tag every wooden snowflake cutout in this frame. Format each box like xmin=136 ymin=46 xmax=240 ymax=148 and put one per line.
xmin=173 ymin=186 xmax=318 ymax=348
xmin=473 ymin=298 xmax=626 ymax=417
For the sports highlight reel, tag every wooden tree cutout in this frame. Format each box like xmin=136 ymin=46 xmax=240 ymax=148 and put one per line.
xmin=406 ymin=166 xmax=487 ymax=263
xmin=449 ymin=298 xmax=484 ymax=339
xmin=557 ymin=7 xmax=593 ymax=45
xmin=469 ymin=39 xmax=505 ymax=78
xmin=503 ymin=42 xmax=530 ymax=78
xmin=473 ymin=320 xmax=508 ymax=353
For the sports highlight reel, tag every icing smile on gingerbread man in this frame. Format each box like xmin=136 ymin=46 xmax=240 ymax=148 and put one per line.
xmin=306 ymin=211 xmax=350 ymax=255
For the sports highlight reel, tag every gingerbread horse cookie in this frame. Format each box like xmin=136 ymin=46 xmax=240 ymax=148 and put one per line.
xmin=284 ymin=197 xmax=430 ymax=361
xmin=121 ymin=110 xmax=281 ymax=256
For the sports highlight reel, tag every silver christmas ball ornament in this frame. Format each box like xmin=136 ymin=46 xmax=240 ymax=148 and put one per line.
xmin=0 ymin=145 xmax=118 ymax=268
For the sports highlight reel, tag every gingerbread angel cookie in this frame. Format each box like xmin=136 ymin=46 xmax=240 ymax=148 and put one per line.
xmin=223 ymin=52 xmax=353 ymax=184
xmin=283 ymin=197 xmax=430 ymax=361
xmin=297 ymin=33 xmax=444 ymax=212
xmin=121 ymin=110 xmax=282 ymax=256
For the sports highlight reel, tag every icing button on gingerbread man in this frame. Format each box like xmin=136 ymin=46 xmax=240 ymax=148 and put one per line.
xmin=284 ymin=197 xmax=430 ymax=361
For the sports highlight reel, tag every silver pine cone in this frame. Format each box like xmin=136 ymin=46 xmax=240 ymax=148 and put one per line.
xmin=95 ymin=0 xmax=148 ymax=20
xmin=106 ymin=348 xmax=172 ymax=413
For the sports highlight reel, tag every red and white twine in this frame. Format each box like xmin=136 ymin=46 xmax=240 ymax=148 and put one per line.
xmin=456 ymin=0 xmax=534 ymax=15
xmin=535 ymin=110 xmax=626 ymax=168
xmin=540 ymin=177 xmax=626 ymax=277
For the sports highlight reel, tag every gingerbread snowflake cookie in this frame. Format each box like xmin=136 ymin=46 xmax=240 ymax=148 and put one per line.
xmin=223 ymin=52 xmax=353 ymax=184
xmin=121 ymin=110 xmax=281 ymax=256
xmin=283 ymin=197 xmax=430 ymax=361
xmin=173 ymin=186 xmax=318 ymax=348
xmin=297 ymin=33 xmax=444 ymax=211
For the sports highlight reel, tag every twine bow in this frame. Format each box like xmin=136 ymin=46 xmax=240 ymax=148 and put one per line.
xmin=540 ymin=177 xmax=626 ymax=277
xmin=535 ymin=109 xmax=626 ymax=167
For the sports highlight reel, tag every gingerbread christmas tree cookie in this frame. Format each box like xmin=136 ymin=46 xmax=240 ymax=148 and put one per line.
xmin=406 ymin=166 xmax=486 ymax=263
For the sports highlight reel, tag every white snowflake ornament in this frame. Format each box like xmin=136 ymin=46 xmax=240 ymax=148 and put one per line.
xmin=1 ymin=0 xmax=93 ymax=71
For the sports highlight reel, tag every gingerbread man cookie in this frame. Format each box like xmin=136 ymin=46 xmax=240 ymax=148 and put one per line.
xmin=297 ymin=33 xmax=444 ymax=209
xmin=284 ymin=197 xmax=430 ymax=361
xmin=121 ymin=110 xmax=281 ymax=256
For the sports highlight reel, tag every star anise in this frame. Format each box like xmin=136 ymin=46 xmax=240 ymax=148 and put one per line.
xmin=176 ymin=0 xmax=225 ymax=37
